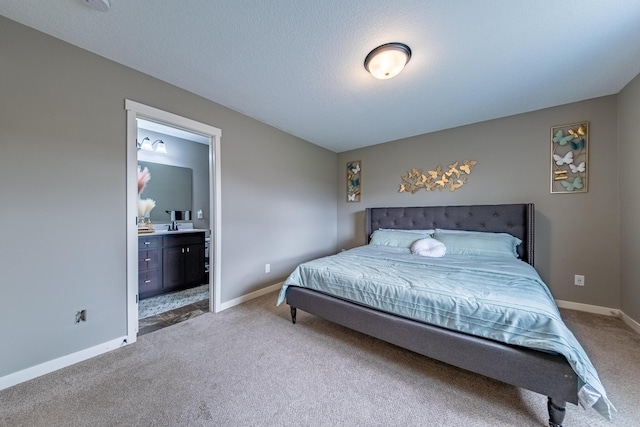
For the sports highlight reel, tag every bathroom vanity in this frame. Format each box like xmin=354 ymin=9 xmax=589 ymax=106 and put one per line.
xmin=138 ymin=229 xmax=207 ymax=300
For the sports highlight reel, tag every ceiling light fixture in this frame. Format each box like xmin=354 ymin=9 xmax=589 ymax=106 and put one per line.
xmin=137 ymin=137 xmax=168 ymax=153
xmin=364 ymin=43 xmax=412 ymax=80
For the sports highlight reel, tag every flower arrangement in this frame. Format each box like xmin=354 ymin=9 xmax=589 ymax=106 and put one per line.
xmin=137 ymin=165 xmax=155 ymax=230
xmin=137 ymin=198 xmax=156 ymax=218
xmin=138 ymin=165 xmax=151 ymax=195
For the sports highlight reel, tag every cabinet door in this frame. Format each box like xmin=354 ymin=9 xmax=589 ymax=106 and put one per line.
xmin=184 ymin=244 xmax=206 ymax=286
xmin=138 ymin=270 xmax=160 ymax=296
xmin=163 ymin=246 xmax=186 ymax=290
xmin=138 ymin=249 xmax=159 ymax=271
xmin=138 ymin=236 xmax=162 ymax=300
xmin=139 ymin=236 xmax=161 ymax=249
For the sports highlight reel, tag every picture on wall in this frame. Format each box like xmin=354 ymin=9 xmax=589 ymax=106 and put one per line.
xmin=550 ymin=122 xmax=589 ymax=193
xmin=399 ymin=160 xmax=477 ymax=194
xmin=347 ymin=160 xmax=361 ymax=202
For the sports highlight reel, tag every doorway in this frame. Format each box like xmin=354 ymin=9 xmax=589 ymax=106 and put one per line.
xmin=125 ymin=100 xmax=222 ymax=344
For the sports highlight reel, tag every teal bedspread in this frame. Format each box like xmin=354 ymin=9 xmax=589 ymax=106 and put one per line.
xmin=277 ymin=245 xmax=613 ymax=419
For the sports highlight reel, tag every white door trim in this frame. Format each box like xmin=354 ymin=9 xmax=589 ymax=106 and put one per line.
xmin=125 ymin=100 xmax=222 ymax=343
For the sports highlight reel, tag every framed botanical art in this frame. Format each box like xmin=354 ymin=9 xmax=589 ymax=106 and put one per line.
xmin=550 ymin=122 xmax=588 ymax=193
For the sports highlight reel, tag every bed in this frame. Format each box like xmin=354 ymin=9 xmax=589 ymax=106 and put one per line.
xmin=277 ymin=204 xmax=611 ymax=427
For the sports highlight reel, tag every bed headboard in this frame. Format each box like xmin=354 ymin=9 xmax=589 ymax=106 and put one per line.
xmin=365 ymin=204 xmax=535 ymax=266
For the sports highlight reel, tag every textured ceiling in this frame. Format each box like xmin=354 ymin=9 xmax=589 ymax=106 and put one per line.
xmin=2 ymin=0 xmax=640 ymax=152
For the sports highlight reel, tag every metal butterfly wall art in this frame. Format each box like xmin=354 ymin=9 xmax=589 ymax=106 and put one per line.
xmin=399 ymin=160 xmax=477 ymax=193
xmin=550 ymin=122 xmax=588 ymax=193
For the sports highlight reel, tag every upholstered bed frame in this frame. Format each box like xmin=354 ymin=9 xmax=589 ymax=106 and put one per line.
xmin=285 ymin=204 xmax=578 ymax=427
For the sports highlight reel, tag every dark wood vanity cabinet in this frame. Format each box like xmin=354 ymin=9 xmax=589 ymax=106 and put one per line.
xmin=138 ymin=231 xmax=206 ymax=300
xmin=138 ymin=235 xmax=162 ymax=299
xmin=161 ymin=232 xmax=206 ymax=294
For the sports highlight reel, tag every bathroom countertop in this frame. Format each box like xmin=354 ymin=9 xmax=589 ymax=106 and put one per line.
xmin=141 ymin=228 xmax=208 ymax=236
xmin=138 ymin=223 xmax=209 ymax=236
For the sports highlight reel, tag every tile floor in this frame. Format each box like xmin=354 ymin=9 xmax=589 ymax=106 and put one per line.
xmin=138 ymin=298 xmax=210 ymax=336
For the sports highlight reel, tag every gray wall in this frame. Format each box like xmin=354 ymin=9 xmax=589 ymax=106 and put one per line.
xmin=619 ymin=72 xmax=640 ymax=322
xmin=137 ymin=130 xmax=210 ymax=230
xmin=0 ymin=17 xmax=337 ymax=378
xmin=337 ymin=96 xmax=620 ymax=310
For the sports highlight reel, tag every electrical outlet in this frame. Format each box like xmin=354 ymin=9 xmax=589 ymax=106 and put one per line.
xmin=265 ymin=263 xmax=270 ymax=273
xmin=75 ymin=309 xmax=87 ymax=323
xmin=574 ymin=275 xmax=585 ymax=286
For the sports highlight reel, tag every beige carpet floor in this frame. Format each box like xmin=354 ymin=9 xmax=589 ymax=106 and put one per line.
xmin=1 ymin=291 xmax=639 ymax=427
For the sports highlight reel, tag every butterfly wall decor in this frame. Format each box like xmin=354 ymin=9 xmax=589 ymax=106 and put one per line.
xmin=399 ymin=160 xmax=477 ymax=194
xmin=552 ymin=130 xmax=573 ymax=146
xmin=346 ymin=160 xmax=361 ymax=202
xmin=550 ymin=122 xmax=588 ymax=193
xmin=560 ymin=176 xmax=583 ymax=192
xmin=553 ymin=151 xmax=573 ymax=166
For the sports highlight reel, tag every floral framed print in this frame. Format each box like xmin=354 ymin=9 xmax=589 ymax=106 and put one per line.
xmin=346 ymin=160 xmax=361 ymax=202
xmin=550 ymin=122 xmax=588 ymax=194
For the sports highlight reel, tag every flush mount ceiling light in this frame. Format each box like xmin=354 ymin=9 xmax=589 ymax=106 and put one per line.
xmin=364 ymin=43 xmax=412 ymax=80
xmin=137 ymin=137 xmax=168 ymax=153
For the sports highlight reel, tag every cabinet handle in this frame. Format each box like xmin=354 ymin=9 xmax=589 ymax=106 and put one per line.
xmin=145 ymin=258 xmax=151 ymax=262
xmin=182 ymin=248 xmax=185 ymax=253
xmin=144 ymin=241 xmax=151 ymax=245
xmin=187 ymin=247 xmax=190 ymax=253
xmin=144 ymin=280 xmax=151 ymax=283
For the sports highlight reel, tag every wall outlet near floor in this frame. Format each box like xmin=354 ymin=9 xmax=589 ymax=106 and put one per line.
xmin=75 ymin=309 xmax=87 ymax=323
xmin=265 ymin=263 xmax=271 ymax=273
xmin=574 ymin=274 xmax=585 ymax=286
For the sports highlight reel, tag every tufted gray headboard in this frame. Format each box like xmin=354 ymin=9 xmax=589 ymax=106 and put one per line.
xmin=365 ymin=204 xmax=535 ymax=266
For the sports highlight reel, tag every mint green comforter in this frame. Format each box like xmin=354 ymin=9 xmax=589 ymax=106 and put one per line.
xmin=277 ymin=245 xmax=613 ymax=419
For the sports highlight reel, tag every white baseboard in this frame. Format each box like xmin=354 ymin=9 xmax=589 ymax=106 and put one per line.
xmin=555 ymin=299 xmax=640 ymax=335
xmin=555 ymin=299 xmax=621 ymax=317
xmin=0 ymin=336 xmax=128 ymax=391
xmin=219 ymin=282 xmax=283 ymax=311
xmin=4 ymin=291 xmax=634 ymax=392
xmin=620 ymin=311 xmax=640 ymax=334
xmin=1 ymin=284 xmax=283 ymax=391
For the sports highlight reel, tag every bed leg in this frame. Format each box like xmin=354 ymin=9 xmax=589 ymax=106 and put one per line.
xmin=547 ymin=397 xmax=566 ymax=427
xmin=290 ymin=307 xmax=297 ymax=324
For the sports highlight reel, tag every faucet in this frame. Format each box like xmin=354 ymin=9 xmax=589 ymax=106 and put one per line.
xmin=166 ymin=210 xmax=181 ymax=231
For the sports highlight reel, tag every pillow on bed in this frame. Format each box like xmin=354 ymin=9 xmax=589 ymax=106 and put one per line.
xmin=410 ymin=237 xmax=447 ymax=257
xmin=378 ymin=228 xmax=435 ymax=235
xmin=369 ymin=229 xmax=431 ymax=248
xmin=432 ymin=230 xmax=521 ymax=258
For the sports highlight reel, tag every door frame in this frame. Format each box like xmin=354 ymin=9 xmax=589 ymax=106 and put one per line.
xmin=125 ymin=100 xmax=222 ymax=343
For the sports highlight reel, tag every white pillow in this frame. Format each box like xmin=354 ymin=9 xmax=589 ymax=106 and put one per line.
xmin=379 ymin=228 xmax=435 ymax=235
xmin=433 ymin=230 xmax=521 ymax=258
xmin=370 ymin=229 xmax=431 ymax=248
xmin=410 ymin=237 xmax=447 ymax=258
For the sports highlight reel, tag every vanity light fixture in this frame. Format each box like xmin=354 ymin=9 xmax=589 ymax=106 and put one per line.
xmin=364 ymin=42 xmax=412 ymax=80
xmin=154 ymin=140 xmax=168 ymax=154
xmin=137 ymin=137 xmax=168 ymax=153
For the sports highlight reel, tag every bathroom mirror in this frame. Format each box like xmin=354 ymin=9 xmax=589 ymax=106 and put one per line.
xmin=138 ymin=161 xmax=193 ymax=222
